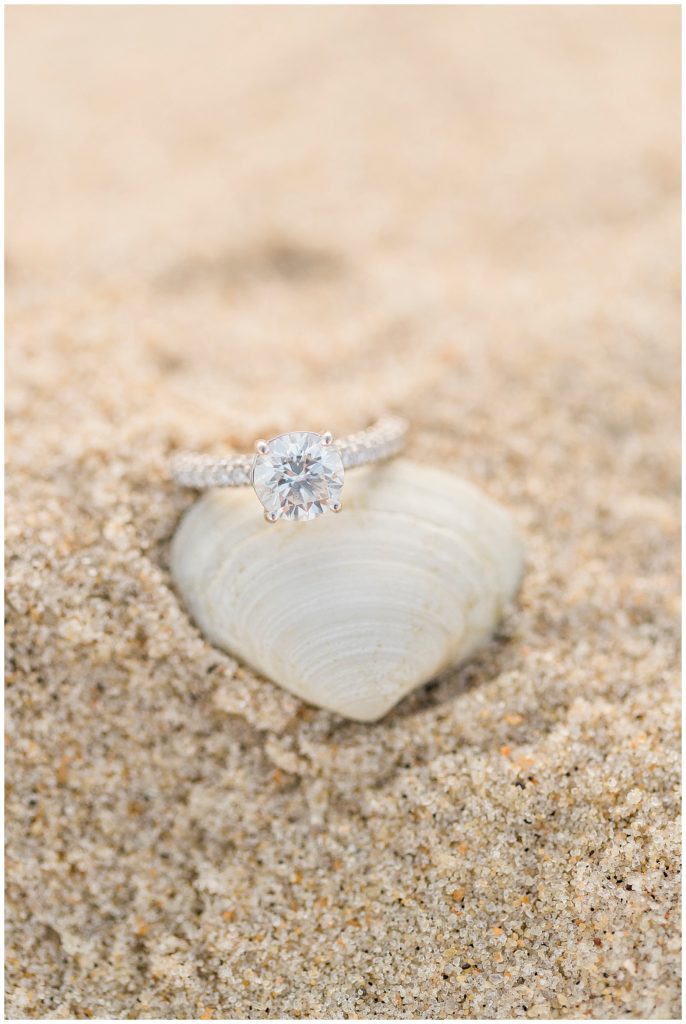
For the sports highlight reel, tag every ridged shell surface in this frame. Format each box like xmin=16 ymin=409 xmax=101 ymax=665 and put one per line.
xmin=171 ymin=459 xmax=523 ymax=722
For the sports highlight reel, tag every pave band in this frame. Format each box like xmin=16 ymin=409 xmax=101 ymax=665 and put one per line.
xmin=171 ymin=415 xmax=408 ymax=490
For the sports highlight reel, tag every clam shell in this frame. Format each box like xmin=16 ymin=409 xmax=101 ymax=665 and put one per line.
xmin=171 ymin=459 xmax=523 ymax=722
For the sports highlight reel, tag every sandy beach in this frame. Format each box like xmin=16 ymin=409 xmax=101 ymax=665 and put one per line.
xmin=5 ymin=7 xmax=680 ymax=1018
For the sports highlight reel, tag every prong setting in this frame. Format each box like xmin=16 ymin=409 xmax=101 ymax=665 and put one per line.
xmin=320 ymin=431 xmax=334 ymax=446
xmin=256 ymin=439 xmax=269 ymax=455
xmin=264 ymin=510 xmax=279 ymax=523
xmin=331 ymin=501 xmax=342 ymax=513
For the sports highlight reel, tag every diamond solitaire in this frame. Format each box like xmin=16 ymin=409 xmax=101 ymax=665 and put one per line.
xmin=252 ymin=431 xmax=344 ymax=522
xmin=171 ymin=415 xmax=408 ymax=523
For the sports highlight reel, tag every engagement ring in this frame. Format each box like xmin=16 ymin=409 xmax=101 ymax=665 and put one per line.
xmin=171 ymin=415 xmax=408 ymax=523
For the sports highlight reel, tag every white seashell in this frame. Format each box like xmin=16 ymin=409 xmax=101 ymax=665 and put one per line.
xmin=171 ymin=459 xmax=524 ymax=722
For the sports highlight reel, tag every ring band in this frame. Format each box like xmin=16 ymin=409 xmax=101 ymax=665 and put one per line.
xmin=171 ymin=415 xmax=408 ymax=522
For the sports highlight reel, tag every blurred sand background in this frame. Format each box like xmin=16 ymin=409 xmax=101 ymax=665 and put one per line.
xmin=5 ymin=6 xmax=680 ymax=1019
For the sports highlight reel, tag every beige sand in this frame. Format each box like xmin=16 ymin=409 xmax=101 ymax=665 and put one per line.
xmin=5 ymin=7 xmax=680 ymax=1019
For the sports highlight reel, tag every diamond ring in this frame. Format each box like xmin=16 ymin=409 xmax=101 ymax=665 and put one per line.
xmin=171 ymin=415 xmax=408 ymax=523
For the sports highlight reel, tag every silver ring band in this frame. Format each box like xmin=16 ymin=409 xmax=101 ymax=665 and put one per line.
xmin=170 ymin=415 xmax=408 ymax=490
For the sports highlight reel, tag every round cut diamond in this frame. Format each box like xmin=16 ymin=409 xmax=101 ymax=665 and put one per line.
xmin=252 ymin=432 xmax=345 ymax=522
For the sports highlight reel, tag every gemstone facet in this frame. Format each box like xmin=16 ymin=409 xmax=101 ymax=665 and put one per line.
xmin=252 ymin=432 xmax=345 ymax=522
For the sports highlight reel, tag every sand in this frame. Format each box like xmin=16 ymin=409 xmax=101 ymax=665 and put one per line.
xmin=5 ymin=6 xmax=681 ymax=1019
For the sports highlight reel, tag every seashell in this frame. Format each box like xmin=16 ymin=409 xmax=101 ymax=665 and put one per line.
xmin=171 ymin=459 xmax=523 ymax=722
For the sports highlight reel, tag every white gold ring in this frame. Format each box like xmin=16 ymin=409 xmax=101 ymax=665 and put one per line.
xmin=171 ymin=415 xmax=408 ymax=523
